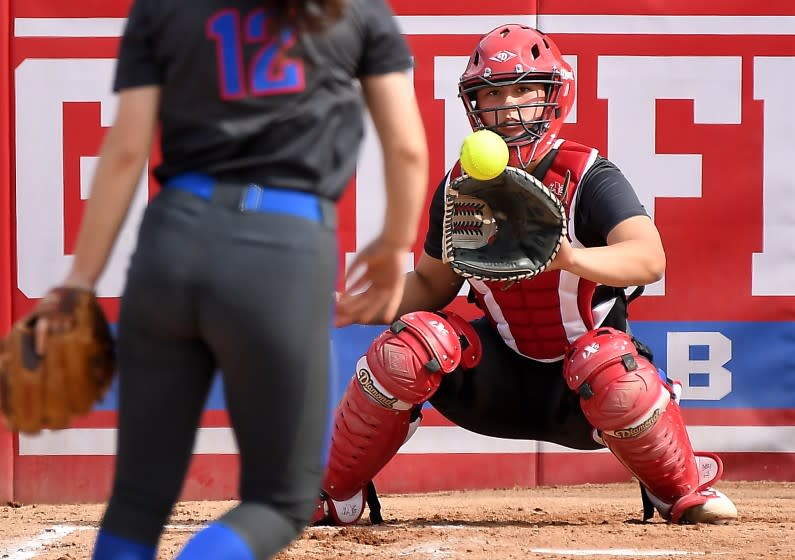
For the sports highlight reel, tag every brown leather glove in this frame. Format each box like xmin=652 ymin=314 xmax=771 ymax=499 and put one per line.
xmin=0 ymin=287 xmax=116 ymax=434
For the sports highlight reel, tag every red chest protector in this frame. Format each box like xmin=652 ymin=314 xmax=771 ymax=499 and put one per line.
xmin=466 ymin=139 xmax=602 ymax=361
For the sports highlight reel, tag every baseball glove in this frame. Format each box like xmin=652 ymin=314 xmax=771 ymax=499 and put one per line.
xmin=442 ymin=166 xmax=567 ymax=282
xmin=0 ymin=287 xmax=116 ymax=434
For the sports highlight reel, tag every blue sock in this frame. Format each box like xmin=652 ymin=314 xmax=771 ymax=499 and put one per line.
xmin=92 ymin=531 xmax=156 ymax=560
xmin=176 ymin=523 xmax=255 ymax=560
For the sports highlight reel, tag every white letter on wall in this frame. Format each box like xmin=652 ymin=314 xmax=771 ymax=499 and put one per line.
xmin=598 ymin=56 xmax=742 ymax=295
xmin=15 ymin=58 xmax=148 ymax=298
xmin=752 ymin=57 xmax=795 ymax=296
xmin=348 ymin=67 xmax=417 ymax=279
xmin=667 ymin=331 xmax=732 ymax=401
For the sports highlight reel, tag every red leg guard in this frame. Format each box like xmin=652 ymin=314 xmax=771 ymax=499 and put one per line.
xmin=564 ymin=328 xmax=707 ymax=508
xmin=603 ymin=394 xmax=702 ymax=503
xmin=323 ymin=368 xmax=414 ymax=502
xmin=322 ymin=311 xmax=475 ymax=506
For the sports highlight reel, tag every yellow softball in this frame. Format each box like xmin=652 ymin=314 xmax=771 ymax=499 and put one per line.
xmin=459 ymin=130 xmax=509 ymax=181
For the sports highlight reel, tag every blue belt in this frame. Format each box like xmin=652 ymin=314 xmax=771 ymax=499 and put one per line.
xmin=164 ymin=172 xmax=324 ymax=223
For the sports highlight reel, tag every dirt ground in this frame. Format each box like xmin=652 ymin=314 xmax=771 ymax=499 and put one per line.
xmin=0 ymin=481 xmax=793 ymax=559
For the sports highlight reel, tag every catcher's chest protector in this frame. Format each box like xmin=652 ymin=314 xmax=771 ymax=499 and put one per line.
xmin=468 ymin=140 xmax=599 ymax=361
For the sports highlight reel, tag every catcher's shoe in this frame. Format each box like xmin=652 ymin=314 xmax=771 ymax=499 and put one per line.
xmin=645 ymin=486 xmax=737 ymax=524
xmin=641 ymin=453 xmax=738 ymax=524
xmin=311 ymin=481 xmax=384 ymax=526
xmin=311 ymin=488 xmax=366 ymax=526
xmin=676 ymin=488 xmax=738 ymax=524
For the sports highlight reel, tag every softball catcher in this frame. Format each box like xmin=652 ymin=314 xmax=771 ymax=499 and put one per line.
xmin=322 ymin=23 xmax=738 ymax=527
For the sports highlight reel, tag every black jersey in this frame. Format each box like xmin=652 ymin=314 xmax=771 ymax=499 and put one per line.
xmin=114 ymin=0 xmax=412 ymax=199
xmin=424 ymin=152 xmax=650 ymax=260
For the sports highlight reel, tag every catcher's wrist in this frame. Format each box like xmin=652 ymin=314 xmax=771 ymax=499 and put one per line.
xmin=548 ymin=243 xmax=576 ymax=273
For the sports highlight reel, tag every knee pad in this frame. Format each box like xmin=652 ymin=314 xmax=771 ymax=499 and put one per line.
xmin=364 ymin=311 xmax=474 ymax=404
xmin=322 ymin=312 xmax=478 ymax=506
xmin=564 ymin=327 xmax=672 ymax=432
xmin=564 ymin=327 xmax=717 ymax=513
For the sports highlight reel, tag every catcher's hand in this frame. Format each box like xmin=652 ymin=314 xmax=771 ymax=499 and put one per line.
xmin=442 ymin=166 xmax=567 ymax=282
xmin=0 ymin=287 xmax=116 ymax=434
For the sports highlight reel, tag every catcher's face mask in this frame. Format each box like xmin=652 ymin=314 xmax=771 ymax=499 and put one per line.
xmin=459 ymin=24 xmax=575 ymax=164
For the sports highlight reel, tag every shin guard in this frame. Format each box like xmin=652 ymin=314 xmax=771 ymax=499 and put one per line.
xmin=322 ymin=312 xmax=477 ymax=509
xmin=322 ymin=370 xmax=414 ymax=503
xmin=564 ymin=327 xmax=725 ymax=522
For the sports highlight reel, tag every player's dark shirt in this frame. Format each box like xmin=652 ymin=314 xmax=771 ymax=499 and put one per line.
xmin=114 ymin=0 xmax=412 ymax=199
xmin=424 ymin=151 xmax=649 ymax=259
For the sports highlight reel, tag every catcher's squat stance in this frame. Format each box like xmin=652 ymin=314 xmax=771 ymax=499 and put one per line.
xmin=322 ymin=24 xmax=738 ymax=526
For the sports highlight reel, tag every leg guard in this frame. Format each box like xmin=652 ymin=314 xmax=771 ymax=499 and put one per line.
xmin=316 ymin=411 xmax=422 ymax=526
xmin=317 ymin=311 xmax=480 ymax=524
xmin=564 ymin=327 xmax=737 ymax=524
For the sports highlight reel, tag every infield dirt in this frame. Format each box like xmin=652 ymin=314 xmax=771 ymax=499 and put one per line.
xmin=0 ymin=481 xmax=792 ymax=559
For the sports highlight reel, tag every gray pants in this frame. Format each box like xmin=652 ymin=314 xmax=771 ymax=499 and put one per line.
xmin=100 ymin=187 xmax=336 ymax=556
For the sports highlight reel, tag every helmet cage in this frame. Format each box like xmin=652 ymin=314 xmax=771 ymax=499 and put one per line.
xmin=459 ymin=69 xmax=567 ymax=152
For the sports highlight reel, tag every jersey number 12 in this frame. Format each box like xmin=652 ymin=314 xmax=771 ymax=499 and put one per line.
xmin=207 ymin=8 xmax=306 ymax=99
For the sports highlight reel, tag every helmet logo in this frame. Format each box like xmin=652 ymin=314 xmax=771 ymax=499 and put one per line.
xmin=428 ymin=320 xmax=450 ymax=337
xmin=582 ymin=342 xmax=600 ymax=359
xmin=489 ymin=50 xmax=518 ymax=63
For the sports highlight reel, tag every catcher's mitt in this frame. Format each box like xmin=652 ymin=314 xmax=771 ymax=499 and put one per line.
xmin=442 ymin=166 xmax=567 ymax=282
xmin=0 ymin=287 xmax=116 ymax=434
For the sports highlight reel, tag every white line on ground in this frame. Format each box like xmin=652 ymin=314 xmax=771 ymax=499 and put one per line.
xmin=3 ymin=525 xmax=78 ymax=560
xmin=531 ymin=549 xmax=705 ymax=557
xmin=397 ymin=541 xmax=456 ymax=558
xmin=0 ymin=524 xmax=207 ymax=559
xmin=164 ymin=524 xmax=207 ymax=533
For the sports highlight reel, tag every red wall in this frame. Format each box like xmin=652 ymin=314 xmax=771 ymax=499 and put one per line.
xmin=2 ymin=0 xmax=795 ymax=503
xmin=0 ymin=0 xmax=15 ymax=505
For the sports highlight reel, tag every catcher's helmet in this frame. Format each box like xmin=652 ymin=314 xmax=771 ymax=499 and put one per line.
xmin=459 ymin=24 xmax=575 ymax=164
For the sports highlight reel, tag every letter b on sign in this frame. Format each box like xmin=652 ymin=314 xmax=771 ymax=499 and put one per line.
xmin=667 ymin=332 xmax=732 ymax=401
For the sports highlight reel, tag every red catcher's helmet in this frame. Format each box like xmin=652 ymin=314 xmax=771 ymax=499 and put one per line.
xmin=459 ymin=24 xmax=575 ymax=165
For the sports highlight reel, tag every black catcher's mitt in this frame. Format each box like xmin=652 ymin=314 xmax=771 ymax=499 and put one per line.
xmin=0 ymin=287 xmax=116 ymax=434
xmin=442 ymin=166 xmax=567 ymax=282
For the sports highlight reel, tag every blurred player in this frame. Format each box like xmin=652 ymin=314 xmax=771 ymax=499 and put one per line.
xmin=321 ymin=23 xmax=738 ymax=527
xmin=34 ymin=0 xmax=428 ymax=558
